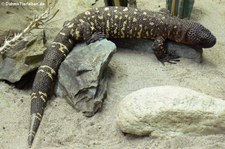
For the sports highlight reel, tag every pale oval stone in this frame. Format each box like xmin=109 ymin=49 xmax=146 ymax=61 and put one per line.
xmin=117 ymin=86 xmax=225 ymax=138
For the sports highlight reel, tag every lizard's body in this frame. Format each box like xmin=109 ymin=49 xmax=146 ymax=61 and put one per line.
xmin=28 ymin=7 xmax=216 ymax=146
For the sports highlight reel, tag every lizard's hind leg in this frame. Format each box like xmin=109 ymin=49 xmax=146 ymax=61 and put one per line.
xmin=80 ymin=22 xmax=106 ymax=45
xmin=86 ymin=31 xmax=106 ymax=44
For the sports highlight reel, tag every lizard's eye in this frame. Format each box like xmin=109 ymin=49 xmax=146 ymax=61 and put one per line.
xmin=187 ymin=28 xmax=201 ymax=43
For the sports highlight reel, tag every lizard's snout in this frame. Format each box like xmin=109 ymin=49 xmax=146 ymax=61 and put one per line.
xmin=208 ymin=35 xmax=216 ymax=47
xmin=203 ymin=34 xmax=216 ymax=48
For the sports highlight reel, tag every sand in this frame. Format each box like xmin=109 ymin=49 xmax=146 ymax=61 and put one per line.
xmin=0 ymin=0 xmax=225 ymax=148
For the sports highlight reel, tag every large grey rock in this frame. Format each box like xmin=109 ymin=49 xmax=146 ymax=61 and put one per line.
xmin=0 ymin=34 xmax=45 ymax=83
xmin=117 ymin=86 xmax=225 ymax=138
xmin=55 ymin=39 xmax=116 ymax=117
xmin=111 ymin=39 xmax=203 ymax=63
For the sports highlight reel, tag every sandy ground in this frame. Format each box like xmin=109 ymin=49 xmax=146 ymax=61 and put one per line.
xmin=0 ymin=0 xmax=225 ymax=148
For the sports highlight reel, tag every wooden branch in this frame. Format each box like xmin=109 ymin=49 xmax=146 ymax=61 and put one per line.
xmin=0 ymin=7 xmax=59 ymax=54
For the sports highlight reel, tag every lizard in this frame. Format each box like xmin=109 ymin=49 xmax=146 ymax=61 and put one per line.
xmin=28 ymin=6 xmax=216 ymax=147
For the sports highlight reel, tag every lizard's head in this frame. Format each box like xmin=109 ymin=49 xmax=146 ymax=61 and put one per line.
xmin=185 ymin=23 xmax=216 ymax=48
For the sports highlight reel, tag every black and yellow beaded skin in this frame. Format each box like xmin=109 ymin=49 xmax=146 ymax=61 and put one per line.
xmin=28 ymin=6 xmax=216 ymax=146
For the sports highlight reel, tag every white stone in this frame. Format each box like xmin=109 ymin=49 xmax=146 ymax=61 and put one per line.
xmin=117 ymin=86 xmax=225 ymax=138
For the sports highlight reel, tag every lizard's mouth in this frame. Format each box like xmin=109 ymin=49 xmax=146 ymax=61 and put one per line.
xmin=201 ymin=35 xmax=216 ymax=48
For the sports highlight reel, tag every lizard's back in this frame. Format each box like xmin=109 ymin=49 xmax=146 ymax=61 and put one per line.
xmin=75 ymin=7 xmax=173 ymax=39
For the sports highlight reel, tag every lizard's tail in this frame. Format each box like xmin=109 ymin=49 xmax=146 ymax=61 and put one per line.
xmin=28 ymin=26 xmax=76 ymax=147
xmin=28 ymin=93 xmax=46 ymax=147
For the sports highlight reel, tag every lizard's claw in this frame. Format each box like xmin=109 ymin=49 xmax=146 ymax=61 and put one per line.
xmin=159 ymin=52 xmax=180 ymax=65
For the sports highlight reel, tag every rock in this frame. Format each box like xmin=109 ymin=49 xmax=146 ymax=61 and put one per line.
xmin=117 ymin=86 xmax=225 ymax=138
xmin=55 ymin=39 xmax=116 ymax=117
xmin=0 ymin=34 xmax=45 ymax=83
xmin=84 ymin=0 xmax=97 ymax=5
xmin=111 ymin=39 xmax=202 ymax=63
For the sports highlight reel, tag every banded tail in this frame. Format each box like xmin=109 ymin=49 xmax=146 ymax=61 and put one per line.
xmin=28 ymin=24 xmax=77 ymax=146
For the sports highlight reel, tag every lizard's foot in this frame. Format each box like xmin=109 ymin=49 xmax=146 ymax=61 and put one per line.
xmin=86 ymin=32 xmax=106 ymax=45
xmin=159 ymin=52 xmax=180 ymax=65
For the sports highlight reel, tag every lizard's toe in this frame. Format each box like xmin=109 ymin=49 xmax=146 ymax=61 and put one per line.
xmin=160 ymin=52 xmax=180 ymax=65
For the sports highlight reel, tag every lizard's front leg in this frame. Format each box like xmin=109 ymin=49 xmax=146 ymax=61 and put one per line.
xmin=152 ymin=36 xmax=180 ymax=64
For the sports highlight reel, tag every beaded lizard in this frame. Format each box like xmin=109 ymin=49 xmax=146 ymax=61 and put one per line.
xmin=28 ymin=6 xmax=216 ymax=146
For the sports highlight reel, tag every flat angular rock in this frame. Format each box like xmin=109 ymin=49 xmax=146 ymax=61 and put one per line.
xmin=111 ymin=39 xmax=202 ymax=63
xmin=0 ymin=34 xmax=45 ymax=83
xmin=117 ymin=86 xmax=225 ymax=138
xmin=55 ymin=39 xmax=116 ymax=117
